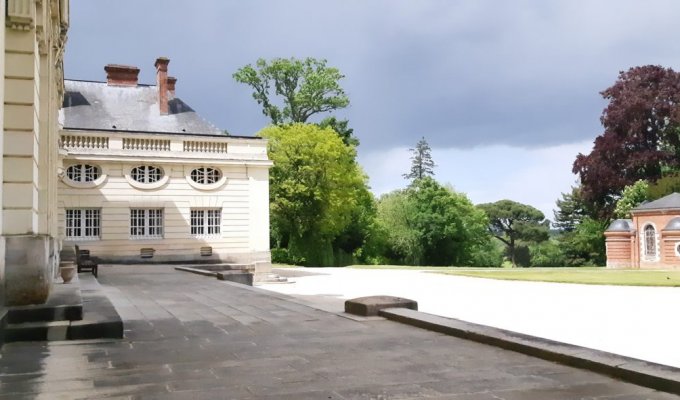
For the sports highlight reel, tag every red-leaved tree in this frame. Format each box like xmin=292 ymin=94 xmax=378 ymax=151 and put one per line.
xmin=573 ymin=65 xmax=680 ymax=219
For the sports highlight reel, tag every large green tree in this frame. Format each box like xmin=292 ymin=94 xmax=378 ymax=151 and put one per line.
xmin=234 ymin=57 xmax=350 ymax=125
xmin=377 ymin=178 xmax=490 ymax=266
xmin=403 ymin=137 xmax=436 ymax=181
xmin=260 ymin=123 xmax=366 ymax=266
xmin=478 ymin=200 xmax=550 ymax=267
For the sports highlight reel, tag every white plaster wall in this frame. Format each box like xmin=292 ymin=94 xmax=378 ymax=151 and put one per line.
xmin=57 ymin=159 xmax=271 ymax=263
xmin=248 ymin=166 xmax=270 ymax=253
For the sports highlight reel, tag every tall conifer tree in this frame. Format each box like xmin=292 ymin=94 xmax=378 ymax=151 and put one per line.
xmin=403 ymin=137 xmax=436 ymax=181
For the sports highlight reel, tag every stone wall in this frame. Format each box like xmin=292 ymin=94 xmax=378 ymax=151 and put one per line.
xmin=3 ymin=0 xmax=68 ymax=306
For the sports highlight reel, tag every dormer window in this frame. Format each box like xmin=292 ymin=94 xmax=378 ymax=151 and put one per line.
xmin=66 ymin=164 xmax=101 ymax=183
xmin=190 ymin=167 xmax=221 ymax=184
xmin=130 ymin=166 xmax=163 ymax=184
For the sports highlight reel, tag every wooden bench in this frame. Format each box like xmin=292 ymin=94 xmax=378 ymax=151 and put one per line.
xmin=75 ymin=245 xmax=98 ymax=278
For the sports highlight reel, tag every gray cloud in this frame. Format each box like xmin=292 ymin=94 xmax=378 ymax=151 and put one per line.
xmin=67 ymin=0 xmax=680 ymax=151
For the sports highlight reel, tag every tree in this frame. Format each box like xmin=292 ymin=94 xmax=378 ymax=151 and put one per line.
xmin=559 ymin=217 xmax=608 ymax=266
xmin=614 ymin=180 xmax=649 ymax=218
xmin=259 ymin=123 xmax=366 ymax=266
xmin=553 ymin=186 xmax=587 ymax=232
xmin=410 ymin=178 xmax=490 ymax=265
xmin=377 ymin=178 xmax=490 ymax=266
xmin=318 ymin=116 xmax=359 ymax=147
xmin=553 ymin=186 xmax=607 ymax=266
xmin=477 ymin=200 xmax=550 ymax=267
xmin=233 ymin=57 xmax=349 ymax=125
xmin=403 ymin=137 xmax=436 ymax=181
xmin=648 ymin=173 xmax=680 ymax=200
xmin=573 ymin=65 xmax=680 ymax=218
xmin=377 ymin=190 xmax=422 ymax=265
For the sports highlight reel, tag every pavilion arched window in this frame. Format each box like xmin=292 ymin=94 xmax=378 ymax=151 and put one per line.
xmin=644 ymin=224 xmax=657 ymax=257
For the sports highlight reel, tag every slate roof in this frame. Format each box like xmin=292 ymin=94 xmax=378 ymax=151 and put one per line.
xmin=631 ymin=192 xmax=680 ymax=212
xmin=61 ymin=80 xmax=224 ymax=136
xmin=606 ymin=219 xmax=632 ymax=232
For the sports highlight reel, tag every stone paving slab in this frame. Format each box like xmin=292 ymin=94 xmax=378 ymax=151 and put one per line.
xmin=0 ymin=265 xmax=678 ymax=399
xmin=380 ymin=307 xmax=680 ymax=396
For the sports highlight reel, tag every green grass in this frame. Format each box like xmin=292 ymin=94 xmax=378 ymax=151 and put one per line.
xmin=274 ymin=263 xmax=680 ymax=286
xmin=438 ymin=267 xmax=680 ymax=287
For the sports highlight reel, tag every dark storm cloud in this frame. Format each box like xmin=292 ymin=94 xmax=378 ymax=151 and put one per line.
xmin=66 ymin=0 xmax=680 ymax=151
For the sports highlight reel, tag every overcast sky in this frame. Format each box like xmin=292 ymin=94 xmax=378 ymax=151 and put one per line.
xmin=65 ymin=1 xmax=680 ymax=218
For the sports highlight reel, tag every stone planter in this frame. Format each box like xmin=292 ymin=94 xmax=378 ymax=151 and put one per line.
xmin=59 ymin=261 xmax=76 ymax=284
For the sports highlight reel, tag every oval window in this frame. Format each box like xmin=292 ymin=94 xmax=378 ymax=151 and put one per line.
xmin=130 ymin=166 xmax=163 ymax=184
xmin=66 ymin=164 xmax=101 ymax=183
xmin=190 ymin=167 xmax=221 ymax=184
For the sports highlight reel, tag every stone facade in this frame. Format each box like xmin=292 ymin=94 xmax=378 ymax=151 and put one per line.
xmin=605 ymin=193 xmax=680 ymax=269
xmin=2 ymin=0 xmax=69 ymax=307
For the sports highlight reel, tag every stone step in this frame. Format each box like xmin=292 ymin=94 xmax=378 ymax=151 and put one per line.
xmin=2 ymin=274 xmax=123 ymax=343
xmin=175 ymin=266 xmax=254 ymax=286
xmin=7 ymin=281 xmax=83 ymax=324
xmin=216 ymin=270 xmax=253 ymax=286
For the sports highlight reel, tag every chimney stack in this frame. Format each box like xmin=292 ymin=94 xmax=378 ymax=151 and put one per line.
xmin=154 ymin=57 xmax=170 ymax=115
xmin=104 ymin=64 xmax=140 ymax=86
xmin=167 ymin=76 xmax=177 ymax=98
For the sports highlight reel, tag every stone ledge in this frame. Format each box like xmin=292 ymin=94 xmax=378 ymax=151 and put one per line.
xmin=345 ymin=295 xmax=418 ymax=317
xmin=380 ymin=307 xmax=680 ymax=396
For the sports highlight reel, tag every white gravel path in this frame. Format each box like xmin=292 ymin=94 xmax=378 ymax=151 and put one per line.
xmin=260 ymin=267 xmax=680 ymax=368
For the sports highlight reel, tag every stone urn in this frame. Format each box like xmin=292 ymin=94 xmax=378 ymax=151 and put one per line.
xmin=59 ymin=261 xmax=76 ymax=284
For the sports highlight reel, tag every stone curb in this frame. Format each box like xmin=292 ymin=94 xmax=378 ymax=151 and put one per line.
xmin=379 ymin=307 xmax=680 ymax=396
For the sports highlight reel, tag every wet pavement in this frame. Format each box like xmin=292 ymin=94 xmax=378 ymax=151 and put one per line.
xmin=0 ymin=265 xmax=677 ymax=399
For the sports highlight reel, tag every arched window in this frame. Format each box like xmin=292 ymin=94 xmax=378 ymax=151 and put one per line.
xmin=66 ymin=164 xmax=100 ymax=183
xmin=190 ymin=167 xmax=221 ymax=184
xmin=130 ymin=166 xmax=163 ymax=183
xmin=644 ymin=224 xmax=657 ymax=257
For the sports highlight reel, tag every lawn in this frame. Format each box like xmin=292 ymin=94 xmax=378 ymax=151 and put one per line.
xmin=274 ymin=264 xmax=680 ymax=287
xmin=437 ymin=267 xmax=680 ymax=287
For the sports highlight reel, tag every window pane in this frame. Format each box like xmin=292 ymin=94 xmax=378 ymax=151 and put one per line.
xmin=65 ymin=209 xmax=100 ymax=239
xmin=66 ymin=166 xmax=80 ymax=182
xmin=191 ymin=209 xmax=203 ymax=235
xmin=190 ymin=167 xmax=221 ymax=185
xmin=645 ymin=225 xmax=656 ymax=256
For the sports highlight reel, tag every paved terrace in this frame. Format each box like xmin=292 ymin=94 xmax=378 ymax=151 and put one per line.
xmin=262 ymin=267 xmax=680 ymax=368
xmin=0 ymin=265 xmax=676 ymax=399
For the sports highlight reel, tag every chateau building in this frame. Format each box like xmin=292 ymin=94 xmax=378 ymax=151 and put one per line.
xmin=605 ymin=193 xmax=680 ymax=269
xmin=58 ymin=59 xmax=272 ymax=277
xmin=0 ymin=0 xmax=272 ymax=319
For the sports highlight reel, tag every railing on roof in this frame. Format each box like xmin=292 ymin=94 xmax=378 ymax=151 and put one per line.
xmin=122 ymin=138 xmax=171 ymax=152
xmin=184 ymin=140 xmax=228 ymax=153
xmin=59 ymin=132 xmax=265 ymax=159
xmin=61 ymin=135 xmax=109 ymax=149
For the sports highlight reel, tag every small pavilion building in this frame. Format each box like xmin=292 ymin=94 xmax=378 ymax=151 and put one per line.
xmin=605 ymin=193 xmax=680 ymax=269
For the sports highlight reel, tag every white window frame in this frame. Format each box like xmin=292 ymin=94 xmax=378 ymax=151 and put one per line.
xmin=130 ymin=209 xmax=164 ymax=239
xmin=642 ymin=223 xmax=659 ymax=262
xmin=66 ymin=164 xmax=101 ymax=183
xmin=130 ymin=165 xmax=163 ymax=184
xmin=190 ymin=167 xmax=222 ymax=184
xmin=190 ymin=209 xmax=221 ymax=237
xmin=65 ymin=209 xmax=101 ymax=240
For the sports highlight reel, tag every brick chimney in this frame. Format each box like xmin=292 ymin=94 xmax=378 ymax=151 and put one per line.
xmin=104 ymin=64 xmax=139 ymax=86
xmin=154 ymin=57 xmax=170 ymax=115
xmin=167 ymin=76 xmax=177 ymax=98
